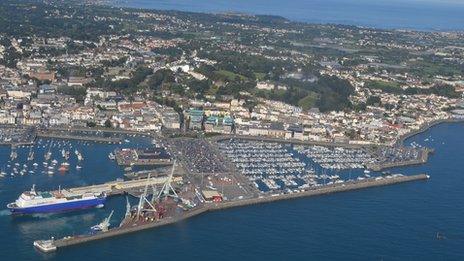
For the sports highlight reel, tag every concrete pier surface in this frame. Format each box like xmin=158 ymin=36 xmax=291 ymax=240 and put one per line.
xmin=36 ymin=173 xmax=428 ymax=252
xmin=66 ymin=176 xmax=183 ymax=196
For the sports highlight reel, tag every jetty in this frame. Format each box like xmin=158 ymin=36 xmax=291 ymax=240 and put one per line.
xmin=34 ymin=173 xmax=428 ymax=252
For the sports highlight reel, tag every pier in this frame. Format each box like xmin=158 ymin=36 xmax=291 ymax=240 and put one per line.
xmin=35 ymin=173 xmax=429 ymax=252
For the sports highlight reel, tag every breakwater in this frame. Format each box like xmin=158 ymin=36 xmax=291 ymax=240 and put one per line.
xmin=42 ymin=173 xmax=428 ymax=252
xmin=366 ymin=148 xmax=433 ymax=171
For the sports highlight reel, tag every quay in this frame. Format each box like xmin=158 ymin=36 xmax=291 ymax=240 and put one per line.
xmin=37 ymin=132 xmax=121 ymax=144
xmin=115 ymin=148 xmax=172 ymax=166
xmin=66 ymin=176 xmax=183 ymax=196
xmin=35 ymin=173 xmax=428 ymax=252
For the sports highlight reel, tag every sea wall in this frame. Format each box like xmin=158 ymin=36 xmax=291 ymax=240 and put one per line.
xmin=51 ymin=174 xmax=428 ymax=250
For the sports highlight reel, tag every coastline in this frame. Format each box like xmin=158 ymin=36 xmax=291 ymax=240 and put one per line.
xmin=396 ymin=118 xmax=464 ymax=146
xmin=104 ymin=0 xmax=464 ymax=32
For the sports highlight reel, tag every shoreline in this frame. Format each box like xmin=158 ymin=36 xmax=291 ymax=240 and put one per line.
xmin=396 ymin=118 xmax=464 ymax=146
xmin=104 ymin=0 xmax=464 ymax=33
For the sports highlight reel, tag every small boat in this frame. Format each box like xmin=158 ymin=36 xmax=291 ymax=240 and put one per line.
xmin=108 ymin=153 xmax=115 ymax=160
xmin=44 ymin=143 xmax=52 ymax=161
xmin=58 ymin=164 xmax=69 ymax=172
xmin=10 ymin=150 xmax=18 ymax=160
xmin=76 ymin=165 xmax=82 ymax=170
xmin=27 ymin=148 xmax=34 ymax=161
xmin=91 ymin=210 xmax=114 ymax=232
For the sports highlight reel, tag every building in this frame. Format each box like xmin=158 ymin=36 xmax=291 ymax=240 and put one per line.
xmin=158 ymin=107 xmax=180 ymax=129
xmin=201 ymin=190 xmax=223 ymax=202
xmin=185 ymin=109 xmax=204 ymax=130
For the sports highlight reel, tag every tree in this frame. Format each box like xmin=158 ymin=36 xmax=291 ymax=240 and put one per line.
xmin=104 ymin=119 xmax=112 ymax=128
xmin=366 ymin=96 xmax=381 ymax=106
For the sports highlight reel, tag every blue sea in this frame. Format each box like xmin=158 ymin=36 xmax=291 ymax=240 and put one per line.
xmin=111 ymin=0 xmax=464 ymax=31
xmin=0 ymin=122 xmax=463 ymax=260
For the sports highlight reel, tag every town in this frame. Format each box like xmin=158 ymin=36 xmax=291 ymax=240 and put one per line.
xmin=1 ymin=0 xmax=463 ymax=146
xmin=0 ymin=0 xmax=462 ymax=256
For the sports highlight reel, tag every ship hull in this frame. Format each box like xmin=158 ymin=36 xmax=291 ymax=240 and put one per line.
xmin=8 ymin=197 xmax=106 ymax=214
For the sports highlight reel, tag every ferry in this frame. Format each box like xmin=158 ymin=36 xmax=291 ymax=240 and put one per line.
xmin=7 ymin=185 xmax=106 ymax=214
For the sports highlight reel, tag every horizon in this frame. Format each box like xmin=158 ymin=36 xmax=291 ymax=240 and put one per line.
xmin=112 ymin=0 xmax=464 ymax=31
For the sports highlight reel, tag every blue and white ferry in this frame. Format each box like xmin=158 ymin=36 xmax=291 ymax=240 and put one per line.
xmin=7 ymin=185 xmax=106 ymax=214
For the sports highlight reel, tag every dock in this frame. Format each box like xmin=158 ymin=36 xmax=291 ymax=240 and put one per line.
xmin=35 ymin=173 xmax=429 ymax=252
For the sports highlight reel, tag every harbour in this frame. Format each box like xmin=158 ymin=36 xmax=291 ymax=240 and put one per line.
xmin=0 ymin=122 xmax=461 ymax=260
xmin=21 ymin=133 xmax=432 ymax=253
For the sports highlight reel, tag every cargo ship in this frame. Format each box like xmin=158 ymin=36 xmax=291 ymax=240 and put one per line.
xmin=7 ymin=185 xmax=106 ymax=214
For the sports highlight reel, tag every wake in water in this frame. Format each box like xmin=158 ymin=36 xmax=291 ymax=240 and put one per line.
xmin=0 ymin=209 xmax=10 ymax=216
